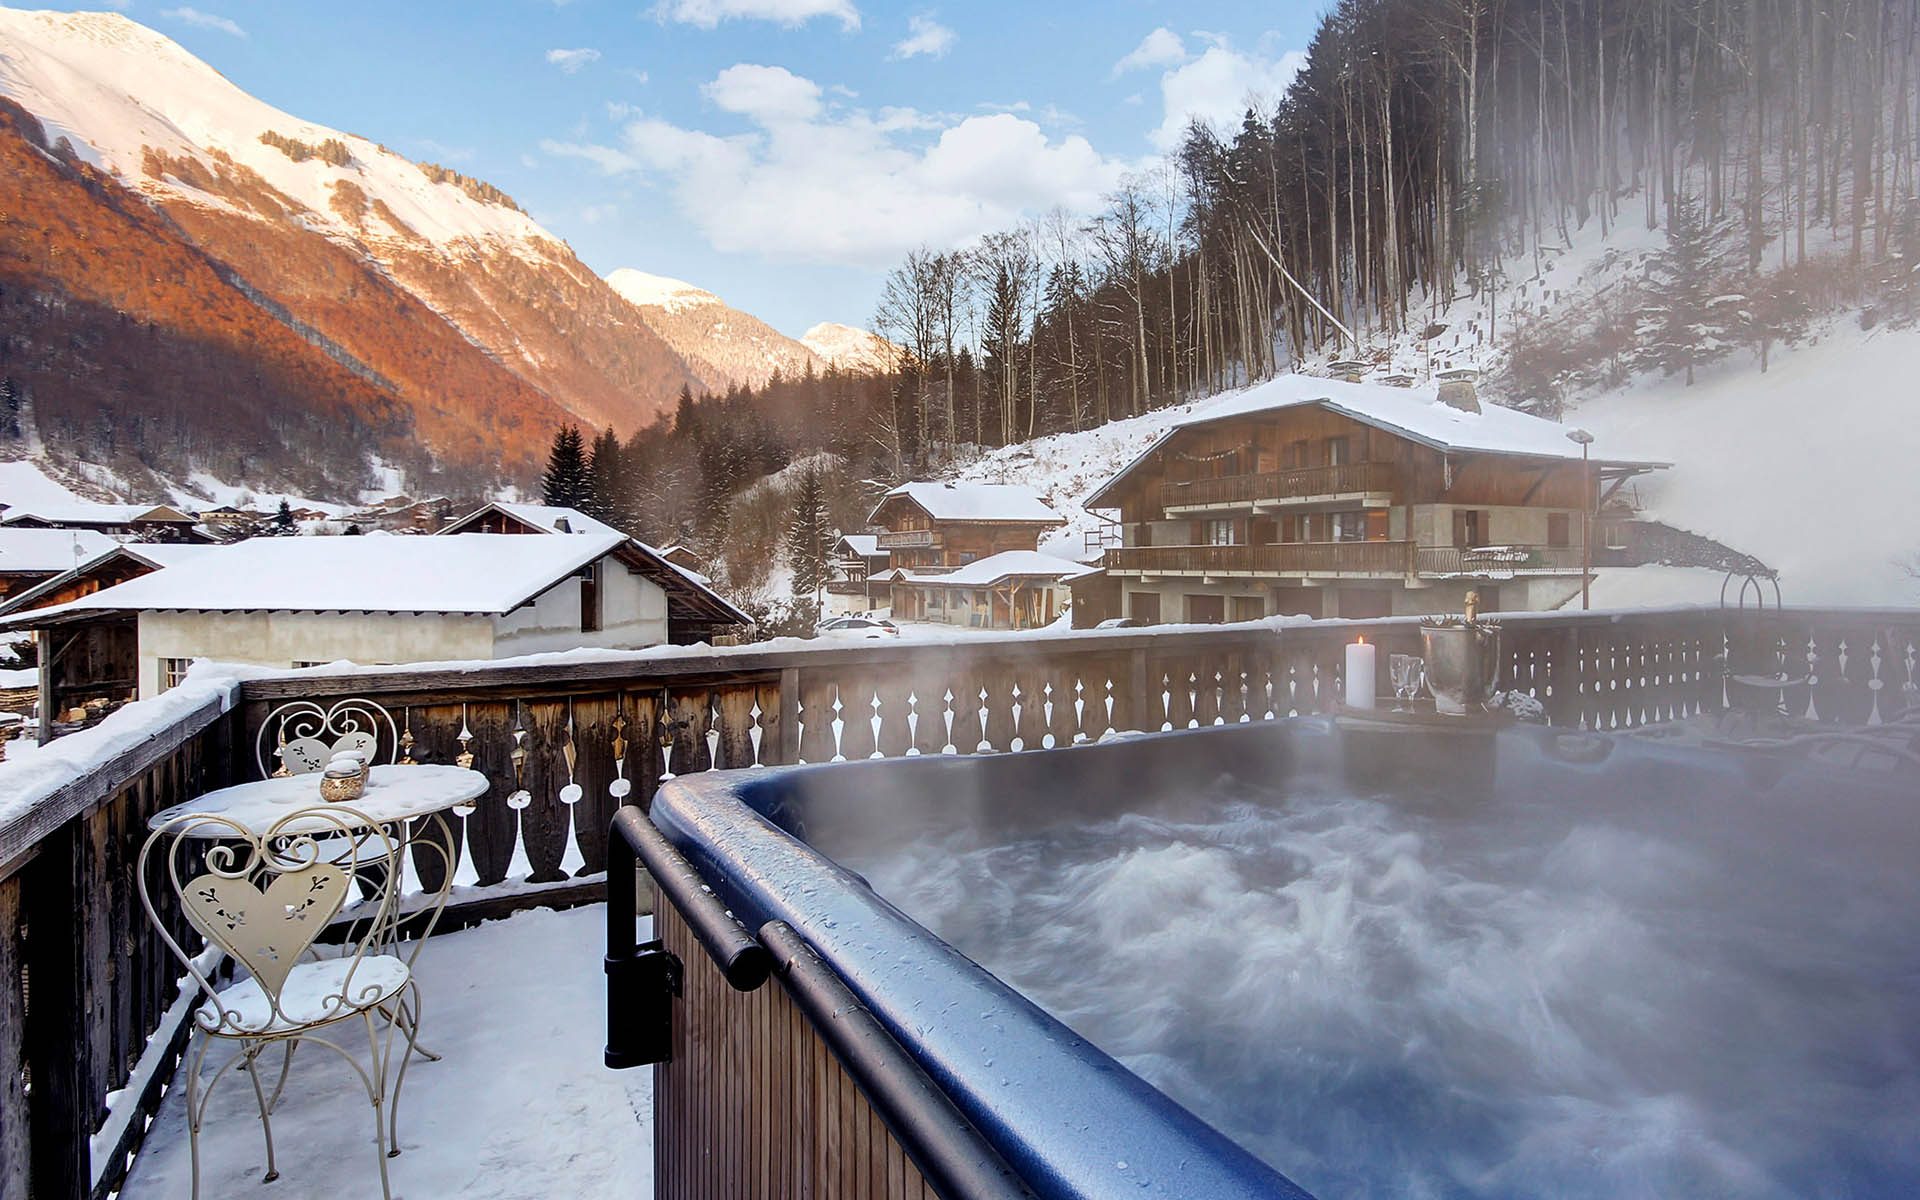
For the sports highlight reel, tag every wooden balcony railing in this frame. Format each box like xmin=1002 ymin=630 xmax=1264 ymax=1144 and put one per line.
xmin=1414 ymin=544 xmax=1589 ymax=575
xmin=1160 ymin=461 xmax=1396 ymax=509
xmin=875 ymin=528 xmax=939 ymax=549
xmin=1107 ymin=540 xmax=1415 ymax=576
xmin=6 ymin=607 xmax=1920 ymax=1197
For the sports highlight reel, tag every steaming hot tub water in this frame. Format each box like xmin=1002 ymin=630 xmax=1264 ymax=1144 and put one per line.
xmin=830 ymin=763 xmax=1920 ymax=1199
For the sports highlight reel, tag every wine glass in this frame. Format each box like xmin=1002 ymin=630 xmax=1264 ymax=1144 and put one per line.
xmin=1391 ymin=654 xmax=1424 ymax=711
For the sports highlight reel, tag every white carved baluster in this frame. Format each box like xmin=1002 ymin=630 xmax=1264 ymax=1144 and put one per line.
xmin=829 ymin=685 xmax=847 ymax=762
xmin=1041 ymin=681 xmax=1056 ymax=749
xmin=974 ymin=684 xmax=992 ymax=754
xmin=1008 ymin=680 xmax=1026 ymax=752
xmin=558 ymin=704 xmax=585 ymax=876
xmin=1803 ymin=636 xmax=1821 ymax=721
xmin=747 ymin=695 xmax=764 ymax=767
xmin=706 ymin=697 xmax=721 ymax=769
xmin=868 ymin=688 xmax=884 ymax=759
xmin=941 ymin=686 xmax=958 ymax=755
xmin=1867 ymin=638 xmax=1886 ymax=726
xmin=904 ymin=690 xmax=921 ymax=756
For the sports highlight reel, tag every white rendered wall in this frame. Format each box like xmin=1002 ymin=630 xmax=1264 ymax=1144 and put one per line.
xmin=492 ymin=560 xmax=668 ymax=656
xmin=137 ymin=610 xmax=495 ymax=697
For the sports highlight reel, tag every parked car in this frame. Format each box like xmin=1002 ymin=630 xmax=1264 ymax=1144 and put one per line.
xmin=816 ymin=616 xmax=901 ymax=641
xmin=1095 ymin=617 xmax=1144 ymax=629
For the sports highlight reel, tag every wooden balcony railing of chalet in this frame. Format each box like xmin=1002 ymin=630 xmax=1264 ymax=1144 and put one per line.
xmin=1414 ymin=544 xmax=1588 ymax=575
xmin=6 ymin=607 xmax=1920 ymax=1198
xmin=1108 ymin=540 xmax=1415 ymax=576
xmin=875 ymin=528 xmax=939 ymax=550
xmin=1160 ymin=461 xmax=1396 ymax=509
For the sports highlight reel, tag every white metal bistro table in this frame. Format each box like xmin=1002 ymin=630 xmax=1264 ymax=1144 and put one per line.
xmin=150 ymin=764 xmax=489 ymax=1060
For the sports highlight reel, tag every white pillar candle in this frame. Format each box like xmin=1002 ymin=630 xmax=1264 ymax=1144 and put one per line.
xmin=1344 ymin=638 xmax=1377 ymax=710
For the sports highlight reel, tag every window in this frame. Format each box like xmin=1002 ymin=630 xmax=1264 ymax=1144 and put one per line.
xmin=1129 ymin=592 xmax=1162 ymax=623
xmin=1286 ymin=439 xmax=1311 ymax=469
xmin=291 ymin=660 xmax=328 ymax=669
xmin=1204 ymin=518 xmax=1238 ymax=546
xmin=1547 ymin=513 xmax=1572 ymax=547
xmin=160 ymin=658 xmax=191 ymax=692
xmin=959 ymin=551 xmax=978 ymax=565
xmin=1453 ymin=509 xmax=1485 ymax=548
xmin=1325 ymin=436 xmax=1351 ymax=466
xmin=1185 ymin=594 xmax=1226 ymax=624
xmin=1230 ymin=595 xmax=1265 ymax=622
xmin=1331 ymin=511 xmax=1369 ymax=542
xmin=579 ymin=562 xmax=601 ymax=632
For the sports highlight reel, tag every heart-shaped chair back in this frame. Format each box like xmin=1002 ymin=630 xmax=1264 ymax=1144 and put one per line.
xmin=257 ymin=699 xmax=398 ymax=777
xmin=140 ymin=805 xmax=402 ymax=1034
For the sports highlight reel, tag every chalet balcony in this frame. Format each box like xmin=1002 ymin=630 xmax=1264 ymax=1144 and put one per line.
xmin=6 ymin=608 xmax=1919 ymax=1200
xmin=1159 ymin=461 xmax=1396 ymax=513
xmin=1108 ymin=539 xmax=1416 ymax=578
xmin=1107 ymin=541 xmax=1590 ymax=580
xmin=875 ymin=528 xmax=940 ymax=549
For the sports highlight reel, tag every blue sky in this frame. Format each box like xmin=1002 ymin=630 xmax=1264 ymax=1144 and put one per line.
xmin=50 ymin=1 xmax=1323 ymax=336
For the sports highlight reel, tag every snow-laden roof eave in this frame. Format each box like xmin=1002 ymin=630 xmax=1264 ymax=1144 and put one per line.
xmin=1084 ymin=398 xmax=1671 ymax=507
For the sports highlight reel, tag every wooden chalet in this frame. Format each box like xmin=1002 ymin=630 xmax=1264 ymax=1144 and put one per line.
xmin=867 ymin=482 xmax=1065 ymax=571
xmin=0 ymin=501 xmax=211 ymax=542
xmin=887 ymin=551 xmax=1092 ymax=629
xmin=1084 ymin=371 xmax=1668 ymax=622
xmin=0 ymin=528 xmax=118 ymax=601
xmin=825 ymin=534 xmax=890 ymax=613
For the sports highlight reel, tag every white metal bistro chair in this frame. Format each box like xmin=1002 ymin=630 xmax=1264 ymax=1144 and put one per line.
xmin=139 ymin=805 xmax=425 ymax=1200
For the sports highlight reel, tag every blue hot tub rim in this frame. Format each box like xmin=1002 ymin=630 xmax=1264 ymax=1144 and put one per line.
xmin=650 ymin=721 xmax=1329 ymax=1200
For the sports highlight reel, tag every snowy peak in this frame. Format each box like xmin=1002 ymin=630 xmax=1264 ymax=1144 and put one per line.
xmin=802 ymin=322 xmax=895 ymax=374
xmin=0 ymin=6 xmax=550 ymax=253
xmin=606 ymin=265 xmax=829 ymax=393
xmin=606 ymin=268 xmax=722 ymax=314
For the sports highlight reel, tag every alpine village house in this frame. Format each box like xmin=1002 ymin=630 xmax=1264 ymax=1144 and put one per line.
xmin=868 ymin=483 xmax=1086 ymax=630
xmin=1083 ymin=369 xmax=1667 ymax=623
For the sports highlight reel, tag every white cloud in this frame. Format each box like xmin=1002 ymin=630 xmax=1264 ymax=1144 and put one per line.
xmin=161 ymin=7 xmax=245 ymax=37
xmin=653 ymin=0 xmax=859 ymax=31
xmin=546 ymin=47 xmax=602 ymax=73
xmin=702 ymin=64 xmax=822 ymax=123
xmin=579 ymin=203 xmax=620 ymax=225
xmin=1149 ymin=39 xmax=1304 ymax=149
xmin=890 ymin=13 xmax=954 ymax=60
xmin=541 ymin=138 xmax=644 ymax=174
xmin=1113 ymin=27 xmax=1185 ymax=76
xmin=545 ymin=63 xmax=1125 ymax=267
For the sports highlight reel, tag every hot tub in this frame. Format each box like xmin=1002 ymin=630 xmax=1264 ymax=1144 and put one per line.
xmin=630 ymin=718 xmax=1920 ymax=1199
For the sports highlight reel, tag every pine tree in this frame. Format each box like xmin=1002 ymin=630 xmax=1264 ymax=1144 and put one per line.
xmin=584 ymin=426 xmax=621 ymax=524
xmin=541 ymin=425 xmax=589 ymax=509
xmin=784 ymin=465 xmax=832 ymax=600
xmin=1636 ymin=193 xmax=1743 ymax=386
xmin=273 ymin=499 xmax=296 ymax=534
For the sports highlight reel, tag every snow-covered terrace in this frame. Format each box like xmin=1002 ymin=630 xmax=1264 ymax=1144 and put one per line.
xmin=116 ymin=905 xmax=653 ymax=1200
xmin=4 ymin=605 xmax=1916 ymax=1200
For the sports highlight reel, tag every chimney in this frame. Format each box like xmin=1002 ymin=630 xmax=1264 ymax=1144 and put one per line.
xmin=1435 ymin=366 xmax=1481 ymax=414
xmin=1327 ymin=358 xmax=1368 ymax=384
xmin=1381 ymin=370 xmax=1416 ymax=388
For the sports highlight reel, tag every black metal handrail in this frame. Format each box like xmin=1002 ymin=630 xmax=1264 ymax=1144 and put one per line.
xmin=605 ymin=808 xmax=1036 ymax=1198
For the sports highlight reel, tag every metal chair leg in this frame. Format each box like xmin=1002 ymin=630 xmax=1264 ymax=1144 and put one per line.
xmin=387 ymin=980 xmax=427 ymax=1153
xmin=241 ymin=1042 xmax=281 ymax=1182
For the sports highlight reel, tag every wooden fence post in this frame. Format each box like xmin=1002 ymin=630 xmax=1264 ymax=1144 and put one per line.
xmin=22 ymin=821 xmax=89 ymax=1200
xmin=776 ymin=667 xmax=801 ymax=767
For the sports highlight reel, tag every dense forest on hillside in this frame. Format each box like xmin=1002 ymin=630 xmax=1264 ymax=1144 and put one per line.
xmin=701 ymin=0 xmax=1920 ymax=489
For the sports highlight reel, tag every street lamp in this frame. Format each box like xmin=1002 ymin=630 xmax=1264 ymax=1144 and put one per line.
xmin=1566 ymin=428 xmax=1595 ymax=610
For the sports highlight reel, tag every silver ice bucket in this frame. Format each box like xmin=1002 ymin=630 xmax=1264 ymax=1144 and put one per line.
xmin=1420 ymin=621 xmax=1502 ymax=715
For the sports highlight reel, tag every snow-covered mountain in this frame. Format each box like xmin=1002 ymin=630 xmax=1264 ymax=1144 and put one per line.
xmin=802 ymin=322 xmax=897 ymax=374
xmin=606 ymin=267 xmax=827 ymax=392
xmin=0 ymin=8 xmax=846 ymax=498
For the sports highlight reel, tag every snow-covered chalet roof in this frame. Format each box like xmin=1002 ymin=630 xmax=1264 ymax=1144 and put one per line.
xmin=0 ymin=501 xmax=196 ymax=526
xmin=0 ymin=533 xmax=622 ymax=626
xmin=868 ymin=482 xmax=1065 ymax=526
xmin=891 ymin=550 xmax=1095 ymax=588
xmin=0 ymin=542 xmax=213 ymax=617
xmin=0 ymin=528 xmax=119 ymax=574
xmin=835 ymin=534 xmax=883 ymax=558
xmin=1086 ymin=374 xmax=1670 ymax=508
